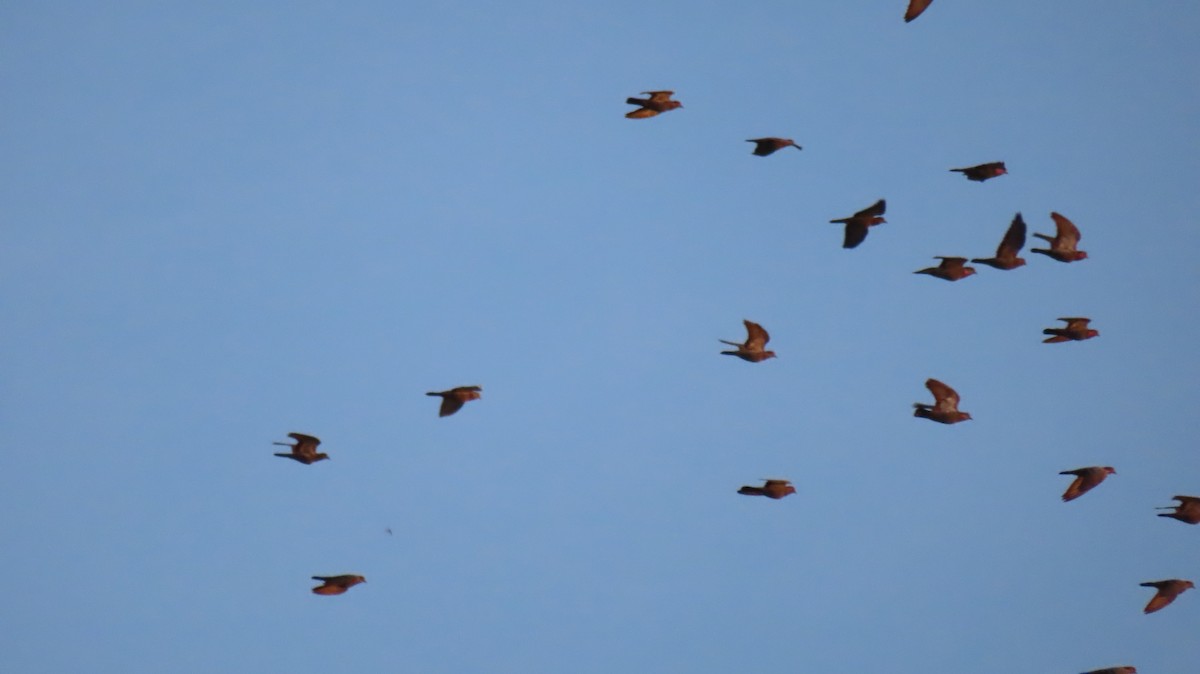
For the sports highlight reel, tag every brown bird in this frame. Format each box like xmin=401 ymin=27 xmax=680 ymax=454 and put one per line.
xmin=904 ymin=0 xmax=933 ymax=22
xmin=1140 ymin=579 xmax=1194 ymax=614
xmin=625 ymin=90 xmax=682 ymax=119
xmin=830 ymin=199 xmax=887 ymax=249
xmin=913 ymin=378 xmax=971 ymax=424
xmin=1059 ymin=466 xmax=1116 ymax=502
xmin=1157 ymin=495 xmax=1200 ymax=524
xmin=1031 ymin=212 xmax=1088 ymax=262
xmin=913 ymin=256 xmax=976 ymax=281
xmin=311 ymin=574 xmax=366 ymax=596
xmin=1081 ymin=668 xmax=1138 ymax=674
xmin=720 ymin=320 xmax=777 ymax=362
xmin=738 ymin=479 xmax=796 ymax=499
xmin=746 ymin=137 xmax=802 ymax=156
xmin=950 ymin=161 xmax=1007 ymax=182
xmin=426 ymin=386 xmax=482 ymax=417
xmin=272 ymin=432 xmax=329 ymax=465
xmin=1043 ymin=317 xmax=1099 ymax=343
xmin=971 ymin=213 xmax=1027 ymax=270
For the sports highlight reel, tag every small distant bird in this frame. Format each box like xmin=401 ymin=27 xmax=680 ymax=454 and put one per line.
xmin=426 ymin=386 xmax=483 ymax=417
xmin=273 ymin=432 xmax=329 ymax=465
xmin=1031 ymin=212 xmax=1088 ymax=262
xmin=311 ymin=575 xmax=366 ymax=596
xmin=913 ymin=256 xmax=976 ymax=281
xmin=1081 ymin=668 xmax=1138 ymax=674
xmin=625 ymin=90 xmax=682 ymax=119
xmin=1140 ymin=579 xmax=1194 ymax=614
xmin=913 ymin=378 xmax=971 ymax=424
xmin=1043 ymin=317 xmax=1099 ymax=343
xmin=738 ymin=479 xmax=796 ymax=499
xmin=1157 ymin=495 xmax=1200 ymax=524
xmin=971 ymin=213 xmax=1027 ymax=270
xmin=830 ymin=199 xmax=887 ymax=249
xmin=904 ymin=0 xmax=933 ymax=22
xmin=950 ymin=161 xmax=1007 ymax=182
xmin=1059 ymin=466 xmax=1116 ymax=502
xmin=746 ymin=137 xmax=801 ymax=156
xmin=720 ymin=319 xmax=777 ymax=362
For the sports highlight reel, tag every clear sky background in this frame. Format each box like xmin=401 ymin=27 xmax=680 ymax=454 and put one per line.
xmin=3 ymin=2 xmax=1198 ymax=672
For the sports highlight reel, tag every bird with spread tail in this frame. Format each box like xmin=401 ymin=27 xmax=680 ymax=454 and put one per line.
xmin=913 ymin=378 xmax=971 ymax=424
xmin=1157 ymin=495 xmax=1200 ymax=524
xmin=972 ymin=213 xmax=1027 ymax=270
xmin=1031 ymin=212 xmax=1088 ymax=262
xmin=312 ymin=575 xmax=366 ymax=596
xmin=738 ymin=479 xmax=796 ymax=499
xmin=950 ymin=161 xmax=1006 ymax=182
xmin=1059 ymin=466 xmax=1116 ymax=502
xmin=913 ymin=256 xmax=976 ymax=281
xmin=830 ymin=199 xmax=886 ymax=249
xmin=904 ymin=0 xmax=933 ymax=22
xmin=426 ymin=386 xmax=483 ymax=417
xmin=1043 ymin=317 xmax=1099 ymax=343
xmin=625 ymin=90 xmax=682 ymax=119
xmin=720 ymin=320 xmax=777 ymax=362
xmin=1140 ymin=579 xmax=1194 ymax=614
xmin=746 ymin=137 xmax=802 ymax=156
xmin=272 ymin=433 xmax=329 ymax=465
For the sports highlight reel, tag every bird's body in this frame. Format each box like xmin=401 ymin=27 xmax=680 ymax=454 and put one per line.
xmin=746 ymin=137 xmax=801 ymax=156
xmin=738 ymin=479 xmax=796 ymax=499
xmin=720 ymin=320 xmax=777 ymax=362
xmin=1043 ymin=317 xmax=1099 ymax=343
xmin=272 ymin=432 xmax=329 ymax=465
xmin=913 ymin=378 xmax=971 ymax=424
xmin=830 ymin=199 xmax=887 ymax=249
xmin=1140 ymin=579 xmax=1194 ymax=613
xmin=950 ymin=161 xmax=1007 ymax=182
xmin=904 ymin=0 xmax=933 ymax=22
xmin=972 ymin=213 xmax=1027 ymax=270
xmin=311 ymin=574 xmax=366 ymax=596
xmin=1157 ymin=495 xmax=1200 ymax=524
xmin=625 ymin=90 xmax=682 ymax=119
xmin=426 ymin=386 xmax=482 ymax=417
xmin=1059 ymin=466 xmax=1116 ymax=502
xmin=1031 ymin=212 xmax=1088 ymax=262
xmin=913 ymin=256 xmax=977 ymax=281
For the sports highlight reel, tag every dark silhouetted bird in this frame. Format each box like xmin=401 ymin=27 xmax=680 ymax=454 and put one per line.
xmin=1059 ymin=466 xmax=1116 ymax=502
xmin=1081 ymin=668 xmax=1137 ymax=674
xmin=312 ymin=575 xmax=366 ymax=596
xmin=746 ymin=137 xmax=801 ymax=156
xmin=1157 ymin=495 xmax=1200 ymax=524
xmin=426 ymin=386 xmax=482 ymax=417
xmin=720 ymin=320 xmax=777 ymax=362
xmin=904 ymin=0 xmax=933 ymax=22
xmin=625 ymin=91 xmax=682 ymax=119
xmin=830 ymin=199 xmax=886 ymax=249
xmin=738 ymin=479 xmax=796 ymax=499
xmin=972 ymin=213 xmax=1027 ymax=270
xmin=950 ymin=161 xmax=1007 ymax=182
xmin=913 ymin=256 xmax=976 ymax=281
xmin=1140 ymin=579 xmax=1194 ymax=614
xmin=913 ymin=378 xmax=971 ymax=424
xmin=273 ymin=432 xmax=329 ymax=465
xmin=1043 ymin=317 xmax=1099 ymax=343
xmin=1031 ymin=212 xmax=1088 ymax=262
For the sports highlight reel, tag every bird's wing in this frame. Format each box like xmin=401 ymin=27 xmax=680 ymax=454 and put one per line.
xmin=1050 ymin=212 xmax=1081 ymax=246
xmin=744 ymin=320 xmax=770 ymax=349
xmin=855 ymin=199 xmax=886 ymax=218
xmin=926 ymin=378 xmax=960 ymax=410
xmin=905 ymin=0 xmax=933 ymax=22
xmin=439 ymin=397 xmax=466 ymax=417
xmin=643 ymin=90 xmax=674 ymax=101
xmin=289 ymin=433 xmax=321 ymax=455
xmin=999 ymin=213 xmax=1027 ymax=255
xmin=843 ymin=222 xmax=868 ymax=248
xmin=936 ymin=257 xmax=968 ymax=269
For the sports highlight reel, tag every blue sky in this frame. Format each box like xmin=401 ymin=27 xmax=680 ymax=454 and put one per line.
xmin=3 ymin=2 xmax=1198 ymax=672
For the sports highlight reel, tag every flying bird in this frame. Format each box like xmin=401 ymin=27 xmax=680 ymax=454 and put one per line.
xmin=1043 ymin=317 xmax=1099 ymax=343
xmin=1081 ymin=668 xmax=1138 ymax=674
xmin=1140 ymin=579 xmax=1194 ymax=614
xmin=1157 ymin=495 xmax=1200 ymax=524
xmin=746 ymin=137 xmax=802 ymax=156
xmin=311 ymin=575 xmax=366 ymax=596
xmin=1059 ymin=466 xmax=1116 ymax=502
xmin=625 ymin=90 xmax=682 ymax=119
xmin=1031 ymin=212 xmax=1088 ymax=262
xmin=913 ymin=256 xmax=976 ymax=281
xmin=913 ymin=378 xmax=971 ymax=424
xmin=971 ymin=213 xmax=1027 ymax=270
xmin=830 ymin=199 xmax=887 ymax=249
xmin=272 ymin=432 xmax=329 ymax=465
xmin=720 ymin=320 xmax=777 ymax=362
xmin=904 ymin=0 xmax=933 ymax=22
xmin=426 ymin=386 xmax=483 ymax=417
xmin=950 ymin=161 xmax=1007 ymax=182
xmin=738 ymin=479 xmax=796 ymax=499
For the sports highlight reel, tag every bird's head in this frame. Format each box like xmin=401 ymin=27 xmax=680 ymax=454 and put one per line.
xmin=764 ymin=351 xmax=777 ymax=360
xmin=1104 ymin=466 xmax=1116 ymax=475
xmin=1074 ymin=251 xmax=1089 ymax=261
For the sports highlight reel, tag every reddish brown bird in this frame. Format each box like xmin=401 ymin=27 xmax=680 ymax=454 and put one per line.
xmin=971 ymin=213 xmax=1027 ymax=270
xmin=720 ymin=320 xmax=777 ymax=362
xmin=625 ymin=90 xmax=682 ymax=119
xmin=1031 ymin=212 xmax=1088 ymax=262
xmin=1043 ymin=317 xmax=1099 ymax=343
xmin=746 ymin=137 xmax=802 ymax=156
xmin=311 ymin=574 xmax=366 ymax=596
xmin=830 ymin=199 xmax=887 ymax=249
xmin=1157 ymin=495 xmax=1200 ymax=524
xmin=904 ymin=0 xmax=933 ymax=22
xmin=738 ymin=479 xmax=796 ymax=499
xmin=913 ymin=256 xmax=976 ymax=281
xmin=1140 ymin=579 xmax=1194 ymax=614
xmin=273 ymin=432 xmax=329 ymax=465
xmin=913 ymin=378 xmax=971 ymax=424
xmin=950 ymin=161 xmax=1007 ymax=182
xmin=1082 ymin=668 xmax=1138 ymax=674
xmin=426 ymin=386 xmax=482 ymax=417
xmin=1059 ymin=466 xmax=1116 ymax=502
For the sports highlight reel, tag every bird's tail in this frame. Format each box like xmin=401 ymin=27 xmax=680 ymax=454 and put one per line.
xmin=272 ymin=441 xmax=292 ymax=446
xmin=1043 ymin=334 xmax=1070 ymax=343
xmin=425 ymin=392 xmax=442 ymax=397
xmin=1033 ymin=233 xmax=1054 ymax=242
xmin=737 ymin=487 xmax=765 ymax=496
xmin=625 ymin=97 xmax=648 ymax=106
xmin=718 ymin=339 xmax=742 ymax=347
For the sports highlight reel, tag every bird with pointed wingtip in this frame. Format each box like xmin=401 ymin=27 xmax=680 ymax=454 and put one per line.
xmin=1081 ymin=668 xmax=1138 ymax=674
xmin=829 ymin=199 xmax=886 ymax=249
xmin=273 ymin=432 xmax=329 ymax=465
xmin=1059 ymin=466 xmax=1115 ymax=502
xmin=1043 ymin=317 xmax=1099 ymax=343
xmin=426 ymin=386 xmax=482 ymax=417
xmin=913 ymin=378 xmax=971 ymax=424
xmin=1031 ymin=212 xmax=1088 ymax=262
xmin=1140 ymin=579 xmax=1194 ymax=614
xmin=738 ymin=479 xmax=796 ymax=499
xmin=913 ymin=256 xmax=976 ymax=281
xmin=972 ymin=213 xmax=1027 ymax=270
xmin=720 ymin=320 xmax=777 ymax=362
xmin=625 ymin=90 xmax=682 ymax=119
xmin=746 ymin=137 xmax=802 ymax=156
xmin=311 ymin=574 xmax=366 ymax=596
xmin=1157 ymin=495 xmax=1200 ymax=524
xmin=950 ymin=161 xmax=1006 ymax=182
xmin=904 ymin=0 xmax=933 ymax=22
